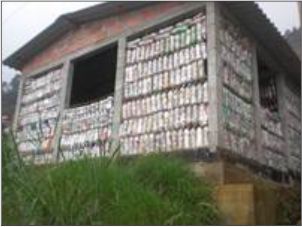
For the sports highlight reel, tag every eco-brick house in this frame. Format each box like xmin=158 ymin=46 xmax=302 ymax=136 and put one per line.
xmin=4 ymin=2 xmax=301 ymax=181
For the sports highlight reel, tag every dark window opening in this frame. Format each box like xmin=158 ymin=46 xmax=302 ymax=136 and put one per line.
xmin=69 ymin=44 xmax=117 ymax=107
xmin=257 ymin=58 xmax=279 ymax=113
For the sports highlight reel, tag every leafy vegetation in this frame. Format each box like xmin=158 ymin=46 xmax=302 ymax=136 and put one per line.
xmin=2 ymin=75 xmax=20 ymax=121
xmin=2 ymin=134 xmax=220 ymax=225
xmin=276 ymin=185 xmax=301 ymax=225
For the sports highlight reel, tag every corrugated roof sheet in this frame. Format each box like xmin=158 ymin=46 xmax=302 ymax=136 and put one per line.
xmin=3 ymin=1 xmax=301 ymax=80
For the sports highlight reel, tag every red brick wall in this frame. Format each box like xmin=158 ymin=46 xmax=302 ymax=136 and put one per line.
xmin=22 ymin=2 xmax=186 ymax=74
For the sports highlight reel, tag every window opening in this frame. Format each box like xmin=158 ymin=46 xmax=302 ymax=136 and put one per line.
xmin=258 ymin=60 xmax=279 ymax=113
xmin=69 ymin=43 xmax=118 ymax=107
xmin=258 ymin=54 xmax=285 ymax=174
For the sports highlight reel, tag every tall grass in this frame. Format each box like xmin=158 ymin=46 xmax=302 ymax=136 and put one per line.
xmin=128 ymin=154 xmax=220 ymax=225
xmin=2 ymin=134 xmax=220 ymax=225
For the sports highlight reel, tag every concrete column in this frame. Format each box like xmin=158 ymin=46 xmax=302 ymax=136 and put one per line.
xmin=64 ymin=63 xmax=74 ymax=109
xmin=206 ymin=2 xmax=223 ymax=153
xmin=12 ymin=75 xmax=25 ymax=133
xmin=52 ymin=61 xmax=72 ymax=161
xmin=110 ymin=37 xmax=126 ymax=153
xmin=250 ymin=44 xmax=263 ymax=165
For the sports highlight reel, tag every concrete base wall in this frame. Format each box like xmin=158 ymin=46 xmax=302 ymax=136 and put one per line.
xmin=215 ymin=184 xmax=255 ymax=225
xmin=191 ymin=160 xmax=301 ymax=225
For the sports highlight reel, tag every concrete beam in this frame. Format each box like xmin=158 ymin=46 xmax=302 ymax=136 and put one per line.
xmin=25 ymin=62 xmax=64 ymax=79
xmin=125 ymin=2 xmax=206 ymax=40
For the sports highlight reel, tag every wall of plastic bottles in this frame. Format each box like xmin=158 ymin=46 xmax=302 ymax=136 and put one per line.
xmin=219 ymin=16 xmax=255 ymax=160
xmin=120 ymin=11 xmax=209 ymax=154
xmin=257 ymin=74 xmax=288 ymax=172
xmin=260 ymin=107 xmax=286 ymax=171
xmin=284 ymin=84 xmax=301 ymax=173
xmin=59 ymin=96 xmax=114 ymax=160
xmin=14 ymin=6 xmax=300 ymax=175
xmin=16 ymin=67 xmax=63 ymax=162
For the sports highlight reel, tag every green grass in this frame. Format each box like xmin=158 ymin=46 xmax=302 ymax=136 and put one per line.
xmin=2 ymin=134 xmax=220 ymax=225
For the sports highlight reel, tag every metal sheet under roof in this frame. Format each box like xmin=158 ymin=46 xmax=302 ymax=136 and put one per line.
xmin=3 ymin=1 xmax=301 ymax=81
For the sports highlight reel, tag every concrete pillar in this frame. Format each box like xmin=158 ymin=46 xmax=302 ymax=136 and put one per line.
xmin=63 ymin=63 xmax=74 ymax=109
xmin=206 ymin=2 xmax=223 ymax=153
xmin=52 ymin=61 xmax=72 ymax=161
xmin=110 ymin=37 xmax=126 ymax=153
xmin=12 ymin=75 xmax=25 ymax=134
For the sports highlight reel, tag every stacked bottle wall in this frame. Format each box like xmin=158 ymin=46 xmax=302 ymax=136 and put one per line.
xmin=16 ymin=67 xmax=63 ymax=163
xmin=59 ymin=96 xmax=114 ymax=160
xmin=219 ymin=17 xmax=255 ymax=161
xmin=284 ymin=84 xmax=301 ymax=174
xmin=120 ymin=11 xmax=209 ymax=154
xmin=259 ymin=77 xmax=286 ymax=172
